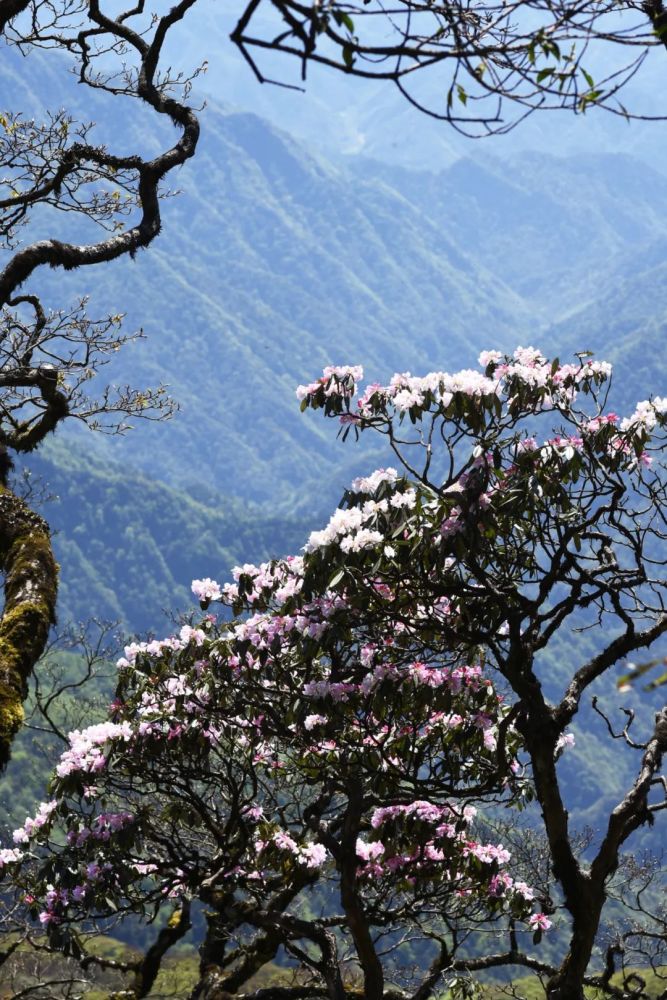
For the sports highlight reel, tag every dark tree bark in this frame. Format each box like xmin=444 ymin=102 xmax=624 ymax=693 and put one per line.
xmin=0 ymin=0 xmax=31 ymax=34
xmin=0 ymin=487 xmax=57 ymax=769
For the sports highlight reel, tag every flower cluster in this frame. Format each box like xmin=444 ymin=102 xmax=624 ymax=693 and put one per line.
xmin=192 ymin=577 xmax=223 ymax=604
xmin=12 ymin=800 xmax=57 ymax=845
xmin=116 ymin=625 xmax=205 ymax=670
xmin=296 ymin=365 xmax=364 ymax=411
xmin=299 ymin=348 xmax=617 ymax=432
xmin=54 ymin=721 xmax=133 ymax=778
xmin=0 ymin=847 xmax=23 ymax=869
xmin=255 ymin=830 xmax=329 ymax=870
xmin=351 ymin=799 xmax=536 ymax=918
xmin=66 ymin=813 xmax=134 ymax=847
xmin=620 ymin=397 xmax=667 ymax=433
xmin=303 ymin=473 xmax=417 ymax=555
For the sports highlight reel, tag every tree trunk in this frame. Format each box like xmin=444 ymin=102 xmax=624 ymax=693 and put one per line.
xmin=0 ymin=486 xmax=57 ymax=769
xmin=340 ymin=787 xmax=384 ymax=1000
xmin=546 ymin=883 xmax=605 ymax=999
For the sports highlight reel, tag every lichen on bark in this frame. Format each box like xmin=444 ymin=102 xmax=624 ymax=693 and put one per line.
xmin=0 ymin=486 xmax=58 ymax=769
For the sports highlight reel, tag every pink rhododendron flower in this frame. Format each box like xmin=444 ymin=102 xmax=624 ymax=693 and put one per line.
xmin=192 ymin=578 xmax=222 ymax=602
xmin=299 ymin=843 xmax=328 ymax=868
xmin=304 ymin=714 xmax=327 ymax=730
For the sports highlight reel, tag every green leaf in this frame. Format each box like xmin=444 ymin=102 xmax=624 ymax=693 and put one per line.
xmin=646 ymin=669 xmax=667 ymax=690
xmin=332 ymin=8 xmax=355 ymax=31
xmin=579 ymin=89 xmax=603 ymax=111
xmin=617 ymin=657 xmax=666 ymax=689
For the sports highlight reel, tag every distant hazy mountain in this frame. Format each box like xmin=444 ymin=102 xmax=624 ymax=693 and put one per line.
xmin=550 ymin=234 xmax=667 ymax=408
xmin=37 ymin=101 xmax=666 ymax=512
xmin=28 ymin=441 xmax=305 ymax=635
xmin=172 ymin=1 xmax=667 ymax=171
xmin=17 ymin=95 xmax=533 ymax=510
xmin=4 ymin=39 xmax=667 ymax=513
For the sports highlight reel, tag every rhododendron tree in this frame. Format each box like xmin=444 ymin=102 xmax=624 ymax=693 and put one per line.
xmin=2 ymin=348 xmax=667 ymax=1000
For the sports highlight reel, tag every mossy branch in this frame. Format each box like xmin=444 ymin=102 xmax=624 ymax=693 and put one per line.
xmin=0 ymin=486 xmax=57 ymax=770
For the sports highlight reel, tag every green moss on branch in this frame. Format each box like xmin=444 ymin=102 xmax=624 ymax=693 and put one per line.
xmin=0 ymin=486 xmax=58 ymax=770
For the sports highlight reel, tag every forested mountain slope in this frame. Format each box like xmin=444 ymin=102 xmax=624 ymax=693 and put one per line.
xmin=22 ymin=103 xmax=667 ymax=515
xmin=26 ymin=442 xmax=306 ymax=635
xmin=552 ymin=235 xmax=667 ymax=399
xmin=3 ymin=41 xmax=666 ymax=624
xmin=364 ymin=153 xmax=667 ymax=316
xmin=29 ymin=98 xmax=532 ymax=509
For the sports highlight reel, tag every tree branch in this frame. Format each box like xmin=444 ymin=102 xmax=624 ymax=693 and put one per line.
xmin=0 ymin=486 xmax=57 ymax=769
xmin=0 ymin=0 xmax=31 ymax=35
xmin=0 ymin=1 xmax=200 ymax=306
xmin=554 ymin=616 xmax=667 ymax=729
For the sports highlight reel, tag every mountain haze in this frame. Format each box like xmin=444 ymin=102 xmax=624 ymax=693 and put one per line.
xmin=173 ymin=2 xmax=667 ymax=172
xmin=1 ymin=34 xmax=666 ymax=632
xmin=52 ymin=105 xmax=667 ymax=508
